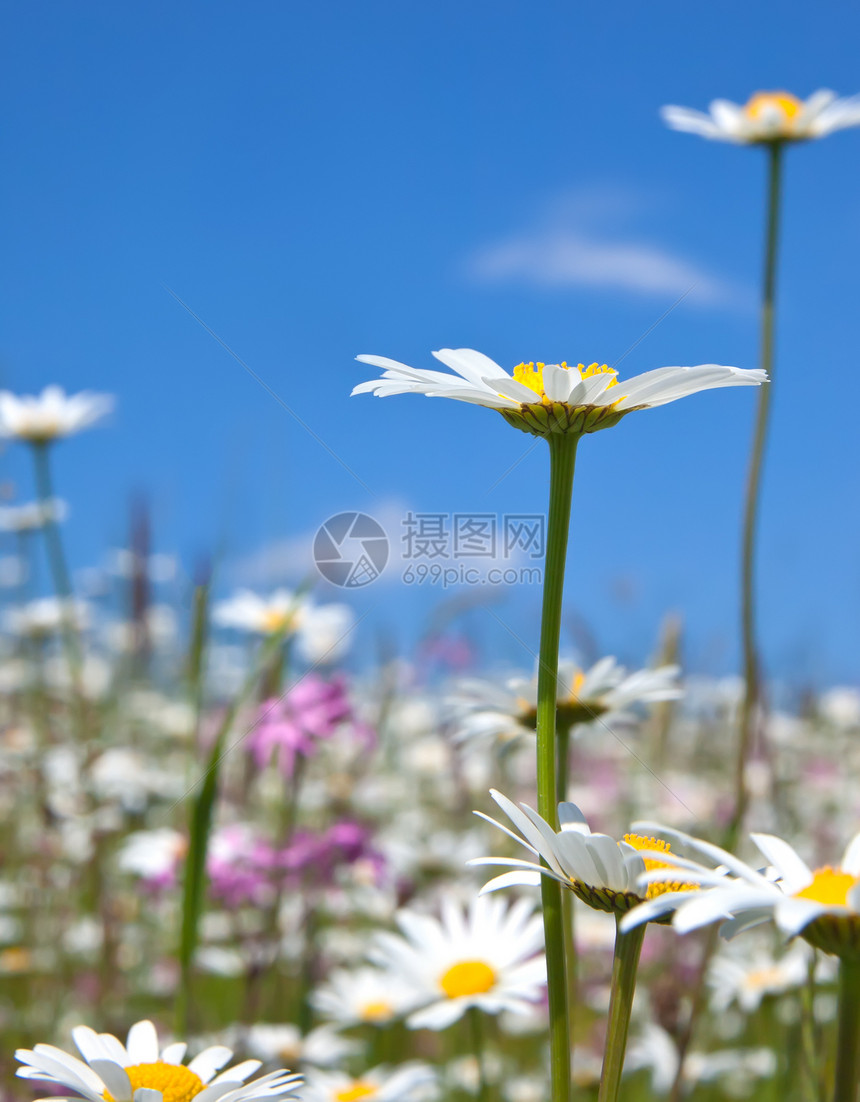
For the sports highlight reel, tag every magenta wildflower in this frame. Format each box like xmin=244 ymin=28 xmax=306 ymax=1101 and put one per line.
xmin=249 ymin=674 xmax=374 ymax=778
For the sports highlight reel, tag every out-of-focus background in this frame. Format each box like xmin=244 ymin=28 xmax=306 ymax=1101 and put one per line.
xmin=2 ymin=0 xmax=859 ymax=681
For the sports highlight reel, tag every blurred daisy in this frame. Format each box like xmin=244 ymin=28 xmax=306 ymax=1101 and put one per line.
xmin=213 ymin=590 xmax=306 ymax=636
xmin=311 ymin=965 xmax=420 ymax=1027
xmin=371 ymin=895 xmax=545 ymax=1029
xmin=213 ymin=591 xmax=354 ymax=662
xmin=618 ymin=823 xmax=860 ymax=959
xmin=3 ymin=597 xmax=90 ymax=637
xmin=662 ymin=89 xmax=860 ymax=145
xmin=470 ymin=789 xmax=695 ymax=919
xmin=0 ymin=499 xmax=67 ymax=532
xmin=302 ymin=1063 xmax=436 ymax=1102
xmin=235 ymin=1024 xmax=357 ymax=1069
xmin=16 ymin=1018 xmax=301 ymax=1102
xmin=450 ymin=656 xmax=680 ymax=747
xmin=0 ymin=386 xmax=113 ymax=443
xmin=354 ymin=350 xmax=763 ymax=438
xmin=117 ymin=829 xmax=187 ymax=890
xmin=708 ymin=941 xmax=812 ymax=1013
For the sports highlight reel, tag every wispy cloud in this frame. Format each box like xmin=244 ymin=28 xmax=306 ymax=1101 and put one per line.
xmin=465 ymin=187 xmax=747 ymax=307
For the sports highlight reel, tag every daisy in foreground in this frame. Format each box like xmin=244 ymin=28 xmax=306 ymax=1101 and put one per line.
xmin=618 ymin=823 xmax=860 ymax=959
xmin=353 ymin=349 xmax=764 ymax=438
xmin=16 ymin=1018 xmax=302 ymax=1102
xmin=0 ymin=386 xmax=114 ymax=443
xmin=469 ymin=789 xmax=695 ymax=918
xmin=662 ymin=89 xmax=860 ymax=145
xmin=371 ymin=895 xmax=546 ymax=1030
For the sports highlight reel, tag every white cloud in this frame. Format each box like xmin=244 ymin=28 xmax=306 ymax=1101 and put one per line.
xmin=465 ymin=188 xmax=747 ymax=307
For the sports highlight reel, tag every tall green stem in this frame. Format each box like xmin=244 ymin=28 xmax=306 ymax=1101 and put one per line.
xmin=597 ymin=922 xmax=646 ymax=1102
xmin=469 ymin=1006 xmax=491 ymax=1102
xmin=556 ymin=721 xmax=579 ymax=1042
xmin=30 ymin=443 xmax=85 ymax=703
xmin=537 ymin=431 xmax=578 ymax=1102
xmin=833 ymin=958 xmax=860 ymax=1102
xmin=733 ymin=140 xmax=784 ymax=845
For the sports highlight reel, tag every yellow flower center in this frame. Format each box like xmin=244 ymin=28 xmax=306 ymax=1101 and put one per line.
xmin=439 ymin=959 xmax=497 ymax=998
xmin=623 ymin=834 xmax=696 ymax=899
xmin=104 ymin=1064 xmax=204 ymax=1102
xmin=744 ymin=91 xmax=802 ymax=122
xmin=335 ymin=1083 xmax=378 ymax=1102
xmin=794 ymin=867 xmax=858 ymax=906
xmin=261 ymin=609 xmax=293 ymax=633
xmin=511 ymin=362 xmax=617 ymax=404
xmin=359 ymin=999 xmax=394 ymax=1022
xmin=569 ymin=670 xmax=586 ymax=698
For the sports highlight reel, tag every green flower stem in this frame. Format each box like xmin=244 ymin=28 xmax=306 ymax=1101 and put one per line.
xmin=833 ymin=958 xmax=860 ymax=1102
xmin=733 ymin=140 xmax=784 ymax=845
xmin=538 ymin=431 xmax=579 ymax=1102
xmin=30 ymin=442 xmax=84 ymax=686
xmin=176 ymin=629 xmax=287 ymax=1036
xmin=469 ymin=1006 xmax=491 ymax=1102
xmin=556 ymin=721 xmax=579 ymax=1044
xmin=597 ymin=921 xmax=646 ymax=1102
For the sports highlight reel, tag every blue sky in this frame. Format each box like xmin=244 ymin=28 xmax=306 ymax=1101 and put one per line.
xmin=2 ymin=0 xmax=859 ymax=684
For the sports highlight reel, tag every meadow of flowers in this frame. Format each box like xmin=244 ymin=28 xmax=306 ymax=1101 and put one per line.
xmin=3 ymin=88 xmax=860 ymax=1102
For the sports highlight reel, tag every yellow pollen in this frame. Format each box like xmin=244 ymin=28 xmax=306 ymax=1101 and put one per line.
xmin=510 ymin=362 xmax=617 ymax=404
xmin=359 ymin=999 xmax=394 ymax=1022
xmin=104 ymin=1064 xmax=204 ymax=1102
xmin=439 ymin=959 xmax=497 ymax=999
xmin=335 ymin=1083 xmax=378 ymax=1102
xmin=794 ymin=867 xmax=857 ymax=907
xmin=623 ymin=834 xmax=696 ymax=900
xmin=745 ymin=91 xmax=802 ymax=122
xmin=570 ymin=670 xmax=586 ymax=697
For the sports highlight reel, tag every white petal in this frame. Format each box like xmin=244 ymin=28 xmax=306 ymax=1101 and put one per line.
xmin=187 ymin=1048 xmax=233 ymax=1083
xmin=749 ymin=833 xmax=812 ymax=892
xmin=126 ymin=1022 xmax=159 ymax=1065
xmin=477 ymin=870 xmax=543 ymax=894
xmin=542 ymin=365 xmax=574 ymax=403
xmin=159 ymin=1044 xmax=187 ymax=1066
xmin=432 ymin=348 xmax=506 ymax=386
xmin=774 ymin=897 xmax=828 ymax=937
xmin=841 ymin=832 xmax=860 ymax=877
xmin=133 ymin=1090 xmax=163 ymax=1102
xmin=89 ymin=1062 xmax=132 ymax=1102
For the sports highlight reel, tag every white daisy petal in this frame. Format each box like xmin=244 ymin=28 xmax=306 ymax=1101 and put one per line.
xmin=125 ymin=1022 xmax=159 ymax=1066
xmin=88 ymin=1062 xmax=132 ymax=1102
xmin=188 ymin=1048 xmax=234 ymax=1083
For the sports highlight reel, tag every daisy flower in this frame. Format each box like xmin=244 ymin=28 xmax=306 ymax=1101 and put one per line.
xmin=0 ymin=499 xmax=68 ymax=532
xmin=16 ymin=1018 xmax=302 ymax=1102
xmin=371 ymin=895 xmax=545 ymax=1030
xmin=234 ymin=1024 xmax=357 ymax=1070
xmin=450 ymin=656 xmax=680 ymax=747
xmin=0 ymin=386 xmax=113 ymax=442
xmin=353 ymin=349 xmax=764 ymax=438
xmin=662 ymin=89 xmax=860 ymax=145
xmin=311 ymin=965 xmax=421 ymax=1027
xmin=212 ymin=591 xmax=354 ymax=660
xmin=469 ymin=789 xmax=695 ymax=919
xmin=212 ymin=590 xmax=307 ymax=636
xmin=618 ymin=823 xmax=860 ymax=960
xmin=301 ymin=1063 xmax=436 ymax=1102
xmin=707 ymin=941 xmax=813 ymax=1014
